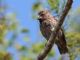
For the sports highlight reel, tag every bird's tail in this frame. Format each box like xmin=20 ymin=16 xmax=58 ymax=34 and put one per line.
xmin=55 ymin=29 xmax=70 ymax=60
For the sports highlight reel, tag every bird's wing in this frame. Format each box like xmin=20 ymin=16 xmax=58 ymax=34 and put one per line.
xmin=55 ymin=29 xmax=68 ymax=54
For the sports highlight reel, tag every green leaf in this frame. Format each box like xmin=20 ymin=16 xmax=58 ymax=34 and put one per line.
xmin=23 ymin=37 xmax=29 ymax=42
xmin=32 ymin=2 xmax=42 ymax=11
xmin=48 ymin=50 xmax=55 ymax=57
xmin=31 ymin=43 xmax=45 ymax=53
xmin=9 ymin=23 xmax=17 ymax=30
xmin=19 ymin=46 xmax=28 ymax=51
xmin=21 ymin=29 xmax=29 ymax=33
xmin=48 ymin=0 xmax=59 ymax=11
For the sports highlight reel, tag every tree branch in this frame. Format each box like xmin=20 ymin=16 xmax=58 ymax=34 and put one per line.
xmin=37 ymin=0 xmax=73 ymax=60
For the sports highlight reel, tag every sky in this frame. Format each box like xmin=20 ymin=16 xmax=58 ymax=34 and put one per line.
xmin=1 ymin=0 xmax=80 ymax=60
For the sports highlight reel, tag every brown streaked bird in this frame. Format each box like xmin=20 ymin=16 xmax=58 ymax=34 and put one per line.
xmin=38 ymin=10 xmax=68 ymax=54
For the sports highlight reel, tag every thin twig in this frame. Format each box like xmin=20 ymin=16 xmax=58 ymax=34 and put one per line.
xmin=37 ymin=0 xmax=73 ymax=60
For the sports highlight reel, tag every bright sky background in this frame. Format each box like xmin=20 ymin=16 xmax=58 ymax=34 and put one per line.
xmin=3 ymin=0 xmax=80 ymax=60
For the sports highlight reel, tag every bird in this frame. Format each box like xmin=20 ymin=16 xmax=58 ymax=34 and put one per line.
xmin=37 ymin=10 xmax=68 ymax=55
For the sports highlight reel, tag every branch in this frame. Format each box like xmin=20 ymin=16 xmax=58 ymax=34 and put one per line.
xmin=37 ymin=0 xmax=73 ymax=60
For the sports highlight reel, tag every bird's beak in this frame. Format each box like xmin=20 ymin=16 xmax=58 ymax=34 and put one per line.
xmin=37 ymin=15 xmax=42 ymax=20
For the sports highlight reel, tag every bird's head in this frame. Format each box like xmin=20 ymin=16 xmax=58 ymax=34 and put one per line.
xmin=38 ymin=10 xmax=49 ymax=22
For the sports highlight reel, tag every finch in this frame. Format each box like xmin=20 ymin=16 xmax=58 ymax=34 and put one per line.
xmin=38 ymin=10 xmax=68 ymax=54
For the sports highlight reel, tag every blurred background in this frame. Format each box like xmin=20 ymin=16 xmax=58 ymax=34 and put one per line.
xmin=0 ymin=0 xmax=80 ymax=60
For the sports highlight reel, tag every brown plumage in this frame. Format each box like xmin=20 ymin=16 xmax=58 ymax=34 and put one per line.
xmin=38 ymin=10 xmax=68 ymax=54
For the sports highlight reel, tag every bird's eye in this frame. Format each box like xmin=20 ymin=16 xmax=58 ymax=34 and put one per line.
xmin=39 ymin=13 xmax=44 ymax=16
xmin=38 ymin=11 xmax=45 ymax=16
xmin=41 ymin=13 xmax=44 ymax=16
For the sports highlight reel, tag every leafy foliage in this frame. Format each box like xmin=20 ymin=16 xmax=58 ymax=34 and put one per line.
xmin=48 ymin=0 xmax=59 ymax=12
xmin=21 ymin=28 xmax=29 ymax=33
xmin=66 ymin=32 xmax=80 ymax=60
xmin=32 ymin=2 xmax=42 ymax=11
